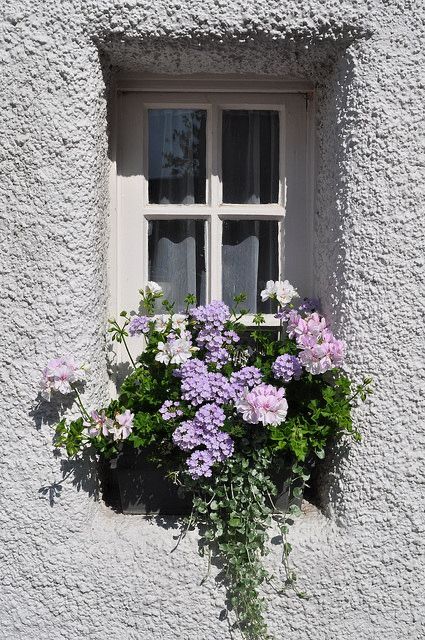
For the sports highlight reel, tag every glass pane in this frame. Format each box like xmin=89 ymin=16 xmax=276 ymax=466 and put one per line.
xmin=148 ymin=109 xmax=206 ymax=204
xmin=222 ymin=110 xmax=279 ymax=204
xmin=222 ymin=220 xmax=279 ymax=313
xmin=148 ymin=219 xmax=206 ymax=310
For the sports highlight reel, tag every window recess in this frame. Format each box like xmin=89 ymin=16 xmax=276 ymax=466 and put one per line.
xmin=114 ymin=78 xmax=314 ymax=358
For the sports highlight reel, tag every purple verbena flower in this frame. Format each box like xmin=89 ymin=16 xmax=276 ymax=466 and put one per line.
xmin=159 ymin=400 xmax=183 ymax=421
xmin=128 ymin=315 xmax=150 ymax=336
xmin=208 ymin=373 xmax=235 ymax=405
xmin=172 ymin=420 xmax=202 ymax=451
xmin=204 ymin=346 xmax=230 ymax=368
xmin=298 ymin=297 xmax=320 ymax=313
xmin=194 ymin=403 xmax=225 ymax=429
xmin=223 ymin=330 xmax=240 ymax=345
xmin=274 ymin=306 xmax=291 ymax=321
xmin=190 ymin=300 xmax=230 ymax=330
xmin=272 ymin=354 xmax=302 ymax=382
xmin=174 ymin=358 xmax=208 ymax=379
xmin=230 ymin=366 xmax=263 ymax=392
xmin=186 ymin=449 xmax=215 ymax=479
xmin=180 ymin=372 xmax=212 ymax=405
xmin=173 ymin=402 xmax=234 ymax=477
xmin=206 ymin=431 xmax=234 ymax=462
xmin=190 ymin=302 xmax=233 ymax=367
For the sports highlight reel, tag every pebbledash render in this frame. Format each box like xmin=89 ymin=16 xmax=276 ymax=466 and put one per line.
xmin=1 ymin=1 xmax=424 ymax=639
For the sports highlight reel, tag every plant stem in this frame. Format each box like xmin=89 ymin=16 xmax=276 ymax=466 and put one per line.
xmin=72 ymin=386 xmax=90 ymax=421
xmin=122 ymin=335 xmax=137 ymax=369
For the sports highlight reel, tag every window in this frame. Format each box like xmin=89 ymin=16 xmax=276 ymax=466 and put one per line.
xmin=113 ymin=75 xmax=314 ymax=353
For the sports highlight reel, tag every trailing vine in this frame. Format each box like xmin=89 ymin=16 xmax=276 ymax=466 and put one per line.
xmin=44 ymin=281 xmax=371 ymax=638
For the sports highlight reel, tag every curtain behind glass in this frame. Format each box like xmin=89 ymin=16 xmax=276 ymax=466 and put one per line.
xmin=149 ymin=109 xmax=206 ymax=204
xmin=222 ymin=110 xmax=279 ymax=204
xmin=148 ymin=220 xmax=206 ymax=310
xmin=222 ymin=220 xmax=278 ymax=313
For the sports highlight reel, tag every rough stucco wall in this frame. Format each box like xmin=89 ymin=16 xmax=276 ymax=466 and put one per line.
xmin=0 ymin=1 xmax=424 ymax=639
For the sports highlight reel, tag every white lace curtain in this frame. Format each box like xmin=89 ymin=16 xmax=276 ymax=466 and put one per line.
xmin=222 ymin=220 xmax=278 ymax=313
xmin=148 ymin=220 xmax=206 ymax=310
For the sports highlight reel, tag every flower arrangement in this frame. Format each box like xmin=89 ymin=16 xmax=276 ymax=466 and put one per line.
xmin=43 ymin=280 xmax=371 ymax=639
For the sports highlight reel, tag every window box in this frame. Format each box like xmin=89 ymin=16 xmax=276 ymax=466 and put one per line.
xmin=107 ymin=445 xmax=192 ymax=515
xmin=105 ymin=445 xmax=296 ymax=516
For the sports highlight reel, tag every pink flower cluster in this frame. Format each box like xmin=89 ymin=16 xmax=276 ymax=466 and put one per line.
xmin=286 ymin=311 xmax=345 ymax=375
xmin=85 ymin=409 xmax=134 ymax=441
xmin=236 ymin=384 xmax=288 ymax=427
xmin=40 ymin=356 xmax=87 ymax=401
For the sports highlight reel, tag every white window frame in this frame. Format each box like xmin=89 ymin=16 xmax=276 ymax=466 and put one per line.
xmin=110 ymin=74 xmax=315 ymax=360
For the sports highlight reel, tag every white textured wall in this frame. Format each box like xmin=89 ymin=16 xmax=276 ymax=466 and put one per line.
xmin=1 ymin=1 xmax=424 ymax=638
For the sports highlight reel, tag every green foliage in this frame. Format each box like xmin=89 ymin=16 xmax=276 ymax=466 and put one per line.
xmin=51 ymin=287 xmax=372 ymax=639
xmin=188 ymin=441 xmax=275 ymax=639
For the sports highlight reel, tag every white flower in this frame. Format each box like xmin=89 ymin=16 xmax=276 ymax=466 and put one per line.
xmin=154 ymin=314 xmax=169 ymax=332
xmin=145 ymin=281 xmax=163 ymax=296
xmin=274 ymin=280 xmax=298 ymax=305
xmin=260 ymin=280 xmax=298 ymax=305
xmin=171 ymin=313 xmax=188 ymax=331
xmin=155 ymin=336 xmax=194 ymax=366
xmin=260 ymin=280 xmax=277 ymax=302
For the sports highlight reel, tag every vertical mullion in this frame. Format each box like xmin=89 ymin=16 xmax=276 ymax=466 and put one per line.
xmin=279 ymin=103 xmax=286 ymax=282
xmin=210 ymin=103 xmax=222 ymax=301
xmin=142 ymin=103 xmax=149 ymax=286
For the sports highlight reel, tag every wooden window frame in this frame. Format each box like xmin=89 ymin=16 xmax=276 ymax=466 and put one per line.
xmin=110 ymin=74 xmax=315 ymax=362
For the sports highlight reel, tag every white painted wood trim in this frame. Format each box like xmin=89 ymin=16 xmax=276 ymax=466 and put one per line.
xmin=112 ymin=82 xmax=314 ymax=365
xmin=117 ymin=73 xmax=315 ymax=94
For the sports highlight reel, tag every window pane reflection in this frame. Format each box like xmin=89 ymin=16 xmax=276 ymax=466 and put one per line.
xmin=222 ymin=110 xmax=279 ymax=204
xmin=149 ymin=109 xmax=206 ymax=204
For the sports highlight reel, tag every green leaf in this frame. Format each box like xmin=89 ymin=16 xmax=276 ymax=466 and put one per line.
xmin=229 ymin=517 xmax=241 ymax=527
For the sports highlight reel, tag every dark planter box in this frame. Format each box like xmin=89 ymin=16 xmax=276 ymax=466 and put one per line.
xmin=104 ymin=446 xmax=299 ymax=516
xmin=108 ymin=446 xmax=192 ymax=515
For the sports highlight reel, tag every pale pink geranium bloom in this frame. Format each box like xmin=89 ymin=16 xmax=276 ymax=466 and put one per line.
xmin=297 ymin=332 xmax=346 ymax=374
xmin=114 ymin=410 xmax=134 ymax=440
xmin=154 ymin=314 xmax=169 ymax=332
xmin=304 ymin=312 xmax=327 ymax=337
xmin=40 ymin=356 xmax=87 ymax=401
xmin=84 ymin=410 xmax=111 ymax=438
xmin=237 ymin=384 xmax=288 ymax=426
xmin=287 ymin=311 xmax=327 ymax=339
